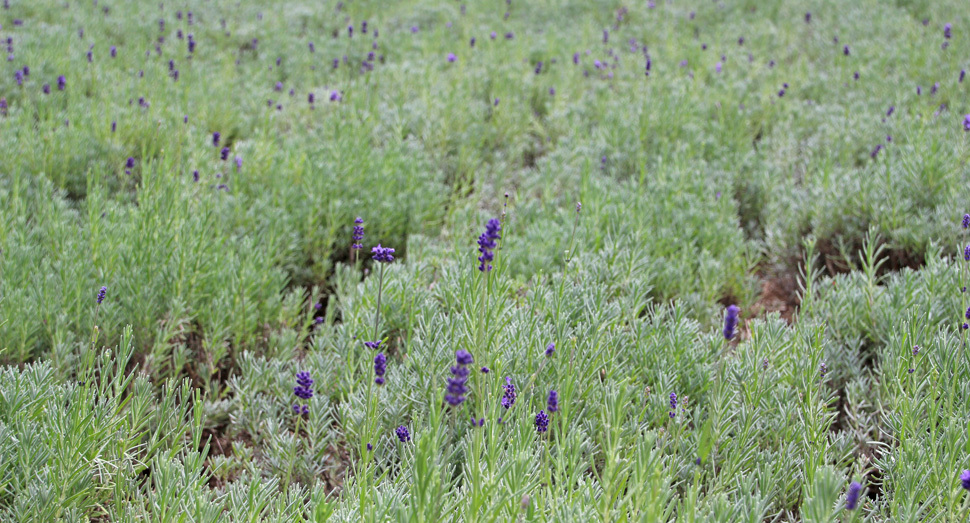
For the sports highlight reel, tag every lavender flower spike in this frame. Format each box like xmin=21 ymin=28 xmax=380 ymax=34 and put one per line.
xmin=846 ymin=482 xmax=862 ymax=510
xmin=477 ymin=218 xmax=501 ymax=272
xmin=372 ymin=244 xmax=395 ymax=263
xmin=96 ymin=286 xmax=107 ymax=304
xmin=724 ymin=305 xmax=740 ymax=340
xmin=352 ymin=217 xmax=364 ymax=249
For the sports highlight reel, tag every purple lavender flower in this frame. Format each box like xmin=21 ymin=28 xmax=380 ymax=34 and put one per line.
xmin=445 ymin=351 xmax=472 ymax=406
xmin=220 ymin=147 xmax=230 ymax=161
xmin=213 ymin=132 xmax=220 ymax=146
xmin=501 ymin=376 xmax=516 ymax=409
xmin=188 ymin=36 xmax=195 ymax=53
xmin=573 ymin=52 xmax=579 ymax=64
xmin=293 ymin=371 xmax=314 ymax=414
xmin=961 ymin=70 xmax=966 ymax=83
xmin=805 ymin=12 xmax=811 ymax=23
xmin=944 ymin=23 xmax=952 ymax=39
xmin=961 ymin=470 xmax=970 ymax=490
xmin=965 ymin=245 xmax=970 ymax=261
xmin=843 ymin=45 xmax=850 ymax=56
xmin=932 ymin=82 xmax=939 ymax=95
xmin=110 ymin=45 xmax=116 ymax=57
xmin=352 ymin=217 xmax=364 ymax=249
xmin=57 ymin=75 xmax=66 ymax=91
xmin=724 ymin=305 xmax=740 ymax=340
xmin=715 ymin=62 xmax=722 ymax=73
xmin=846 ymin=482 xmax=862 ymax=510
xmin=374 ymin=353 xmax=387 ymax=385
xmin=963 ymin=114 xmax=970 ymax=132
xmin=535 ymin=411 xmax=549 ymax=433
xmin=364 ymin=340 xmax=382 ymax=350
xmin=545 ymin=343 xmax=555 ymax=357
xmin=477 ymin=218 xmax=501 ymax=272
xmin=887 ymin=106 xmax=895 ymax=117
xmin=96 ymin=286 xmax=107 ymax=304
xmin=481 ymin=366 xmax=490 ymax=373
xmin=0 ymin=98 xmax=6 ymax=117
xmin=348 ymin=25 xmax=353 ymax=38
xmin=13 ymin=70 xmax=22 ymax=86
xmin=192 ymin=170 xmax=199 ymax=182
xmin=535 ymin=61 xmax=542 ymax=74
xmin=917 ymin=85 xmax=922 ymax=96
xmin=330 ymin=90 xmax=341 ymax=102
xmin=308 ymin=92 xmax=315 ymax=105
xmin=820 ymin=362 xmax=828 ymax=379
xmin=489 ymin=31 xmax=496 ymax=40
xmin=547 ymin=390 xmax=558 ymax=413
xmin=447 ymin=53 xmax=456 ymax=63
xmin=372 ymin=244 xmax=395 ymax=263
xmin=470 ymin=37 xmax=476 ymax=47
xmin=963 ymin=214 xmax=969 ymax=229
xmin=274 ymin=81 xmax=283 ymax=92
xmin=871 ymin=144 xmax=882 ymax=159
xmin=668 ymin=392 xmax=677 ymax=418
xmin=395 ymin=425 xmax=410 ymax=442
xmin=235 ymin=156 xmax=242 ymax=171
xmin=308 ymin=41 xmax=315 ymax=52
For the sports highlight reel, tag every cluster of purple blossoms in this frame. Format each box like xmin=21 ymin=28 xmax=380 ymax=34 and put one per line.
xmin=547 ymin=390 xmax=558 ymax=413
xmin=846 ymin=482 xmax=862 ymax=510
xmin=964 ymin=245 xmax=970 ymax=262
xmin=944 ymin=23 xmax=952 ymax=39
xmin=374 ymin=353 xmax=387 ymax=385
xmin=96 ymin=286 xmax=107 ymax=304
xmin=669 ymin=392 xmax=677 ymax=418
xmin=963 ymin=114 xmax=970 ymax=132
xmin=961 ymin=469 xmax=970 ymax=490
xmin=963 ymin=214 xmax=970 ymax=229
xmin=724 ymin=305 xmax=740 ymax=340
xmin=57 ymin=75 xmax=66 ymax=91
xmin=501 ymin=376 xmax=517 ymax=409
xmin=395 ymin=425 xmax=410 ymax=442
xmin=364 ymin=340 xmax=382 ymax=350
xmin=477 ymin=218 xmax=501 ymax=272
xmin=534 ymin=410 xmax=549 ymax=433
xmin=372 ymin=244 xmax=395 ymax=263
xmin=352 ymin=217 xmax=364 ymax=249
xmin=445 ymin=350 xmax=474 ymax=406
xmin=819 ymin=362 xmax=828 ymax=379
xmin=293 ymin=371 xmax=314 ymax=414
xmin=545 ymin=343 xmax=555 ymax=357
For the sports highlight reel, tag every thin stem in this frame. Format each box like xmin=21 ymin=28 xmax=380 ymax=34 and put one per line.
xmin=373 ymin=263 xmax=385 ymax=342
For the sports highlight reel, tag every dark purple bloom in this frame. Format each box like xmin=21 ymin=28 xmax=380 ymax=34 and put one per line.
xmin=477 ymin=218 xmax=501 ymax=272
xmin=455 ymin=349 xmax=474 ymax=366
xmin=481 ymin=366 xmax=490 ymax=373
xmin=843 ymin=45 xmax=850 ymax=56
xmin=545 ymin=343 xmax=555 ymax=357
xmin=293 ymin=371 xmax=314 ymax=401
xmin=846 ymin=482 xmax=862 ymax=510
xmin=445 ymin=363 xmax=471 ymax=406
xmin=963 ymin=114 xmax=970 ymax=132
xmin=308 ymin=92 xmax=315 ymax=105
xmin=372 ymin=244 xmax=395 ymax=263
xmin=292 ymin=404 xmax=309 ymax=415
xmin=805 ymin=12 xmax=811 ymax=23
xmin=944 ymin=23 xmax=952 ymax=39
xmin=188 ymin=37 xmax=195 ymax=53
xmin=819 ymin=362 xmax=828 ymax=379
xmin=963 ymin=214 xmax=969 ymax=229
xmin=724 ymin=305 xmax=740 ymax=340
xmin=470 ymin=37 xmax=476 ymax=47
xmin=330 ymin=90 xmax=341 ymax=102
xmin=192 ymin=170 xmax=199 ymax=182
xmin=853 ymin=71 xmax=859 ymax=80
xmin=917 ymin=85 xmax=922 ymax=96
xmin=447 ymin=53 xmax=456 ymax=63
xmin=501 ymin=377 xmax=516 ymax=409
xmin=57 ymin=75 xmax=66 ymax=90
xmin=362 ymin=20 xmax=368 ymax=33
xmin=374 ymin=353 xmax=387 ymax=385
xmin=235 ymin=156 xmax=242 ymax=171
xmin=961 ymin=70 xmax=966 ymax=83
xmin=870 ymin=144 xmax=882 ymax=159
xmin=220 ymin=147 xmax=230 ymax=161
xmin=535 ymin=61 xmax=542 ymax=74
xmin=126 ymin=157 xmax=135 ymax=169
xmin=887 ymin=106 xmax=895 ymax=117
xmin=213 ymin=132 xmax=220 ymax=146
xmin=96 ymin=286 xmax=107 ymax=304
xmin=395 ymin=425 xmax=410 ymax=442
xmin=534 ymin=410 xmax=549 ymax=433
xmin=308 ymin=41 xmax=315 ymax=53
xmin=0 ymin=98 xmax=5 ymax=117
xmin=111 ymin=121 xmax=116 ymax=132
xmin=364 ymin=340 xmax=382 ymax=350
xmin=961 ymin=470 xmax=970 ymax=490
xmin=504 ymin=32 xmax=514 ymax=40
xmin=964 ymin=306 xmax=970 ymax=320
xmin=932 ymin=82 xmax=939 ymax=95
xmin=489 ymin=31 xmax=496 ymax=40
xmin=352 ymin=217 xmax=364 ymax=249
xmin=274 ymin=82 xmax=283 ymax=92
xmin=13 ymin=70 xmax=22 ymax=86
xmin=547 ymin=390 xmax=558 ymax=413
xmin=965 ymin=245 xmax=970 ymax=261
xmin=348 ymin=25 xmax=353 ymax=38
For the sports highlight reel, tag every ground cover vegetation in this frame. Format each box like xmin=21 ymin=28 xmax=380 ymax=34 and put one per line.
xmin=1 ymin=0 xmax=970 ymax=520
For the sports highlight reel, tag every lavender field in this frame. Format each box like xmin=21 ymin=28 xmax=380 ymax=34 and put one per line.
xmin=1 ymin=0 xmax=970 ymax=520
